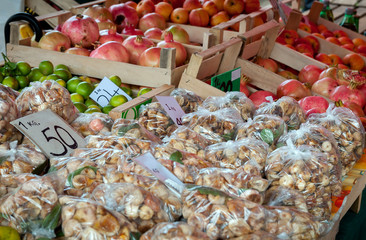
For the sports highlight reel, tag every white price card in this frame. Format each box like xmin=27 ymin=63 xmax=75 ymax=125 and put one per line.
xmin=133 ymin=152 xmax=185 ymax=194
xmin=11 ymin=109 xmax=86 ymax=159
xmin=155 ymin=96 xmax=186 ymax=126
xmin=89 ymin=77 xmax=132 ymax=107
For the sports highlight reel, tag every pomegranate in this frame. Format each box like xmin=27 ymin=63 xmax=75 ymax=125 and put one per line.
xmin=330 ymin=84 xmax=366 ymax=108
xmin=277 ymin=79 xmax=311 ymax=100
xmin=122 ymin=35 xmax=155 ymax=64
xmin=157 ymin=32 xmax=187 ymax=67
xmin=336 ymin=101 xmax=365 ymax=117
xmin=122 ymin=24 xmax=144 ymax=36
xmin=298 ymin=65 xmax=323 ymax=86
xmin=358 ymin=84 xmax=366 ymax=97
xmin=249 ymin=90 xmax=278 ymax=108
xmin=311 ymin=77 xmax=338 ymax=98
xmin=138 ymin=13 xmax=167 ymax=32
xmin=95 ymin=19 xmax=116 ymax=31
xmin=38 ymin=30 xmax=71 ymax=52
xmin=298 ymin=96 xmax=329 ymax=117
xmin=65 ymin=46 xmax=90 ymax=56
xmin=83 ymin=4 xmax=113 ymax=21
xmin=144 ymin=28 xmax=163 ymax=40
xmin=336 ymin=69 xmax=366 ymax=86
xmin=109 ymin=3 xmax=139 ymax=31
xmin=139 ymin=47 xmax=162 ymax=67
xmin=240 ymin=74 xmax=250 ymax=97
xmin=61 ymin=14 xmax=99 ymax=48
xmin=99 ymin=29 xmax=124 ymax=44
xmin=161 ymin=25 xmax=190 ymax=44
xmin=90 ymin=41 xmax=130 ymax=63
xmin=256 ymin=58 xmax=278 ymax=73
xmin=319 ymin=67 xmax=337 ymax=80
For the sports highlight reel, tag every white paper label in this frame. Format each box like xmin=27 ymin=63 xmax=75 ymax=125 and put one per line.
xmin=133 ymin=152 xmax=185 ymax=193
xmin=156 ymin=96 xmax=186 ymax=126
xmin=231 ymin=68 xmax=241 ymax=82
xmin=11 ymin=109 xmax=86 ymax=159
xmin=89 ymin=77 xmax=132 ymax=107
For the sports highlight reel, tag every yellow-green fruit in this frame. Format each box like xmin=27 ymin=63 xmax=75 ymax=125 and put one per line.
xmin=85 ymin=98 xmax=98 ymax=107
xmin=16 ymin=76 xmax=30 ymax=88
xmin=28 ymin=67 xmax=44 ymax=82
xmin=102 ymin=105 xmax=114 ymax=114
xmin=39 ymin=60 xmax=54 ymax=75
xmin=0 ymin=226 xmax=21 ymax=240
xmin=70 ymin=93 xmax=84 ymax=103
xmin=46 ymin=74 xmax=59 ymax=80
xmin=85 ymin=108 xmax=102 ymax=113
xmin=54 ymin=64 xmax=69 ymax=71
xmin=54 ymin=69 xmax=72 ymax=81
xmin=16 ymin=61 xmax=31 ymax=76
xmin=67 ymin=78 xmax=83 ymax=93
xmin=76 ymin=82 xmax=94 ymax=98
xmin=109 ymin=75 xmax=122 ymax=87
xmin=3 ymin=76 xmax=19 ymax=90
xmin=74 ymin=102 xmax=88 ymax=113
xmin=109 ymin=95 xmax=128 ymax=107
xmin=137 ymin=88 xmax=152 ymax=97
xmin=56 ymin=79 xmax=66 ymax=87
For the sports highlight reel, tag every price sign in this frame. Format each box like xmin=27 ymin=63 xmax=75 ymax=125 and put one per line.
xmin=133 ymin=152 xmax=185 ymax=194
xmin=89 ymin=77 xmax=132 ymax=107
xmin=11 ymin=109 xmax=86 ymax=159
xmin=211 ymin=67 xmax=241 ymax=92
xmin=156 ymin=96 xmax=186 ymax=126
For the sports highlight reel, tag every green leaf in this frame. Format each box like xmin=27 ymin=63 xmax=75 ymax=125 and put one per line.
xmin=130 ymin=232 xmax=141 ymax=240
xmin=222 ymin=131 xmax=234 ymax=141
xmin=7 ymin=62 xmax=16 ymax=71
xmin=118 ymin=123 xmax=140 ymax=136
xmin=260 ymin=129 xmax=274 ymax=145
xmin=67 ymin=166 xmax=98 ymax=188
xmin=42 ymin=203 xmax=61 ymax=230
xmin=48 ymin=166 xmax=58 ymax=173
xmin=186 ymin=184 xmax=226 ymax=197
xmin=170 ymin=151 xmax=183 ymax=165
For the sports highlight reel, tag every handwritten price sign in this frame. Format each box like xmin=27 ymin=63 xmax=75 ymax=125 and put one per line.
xmin=156 ymin=96 xmax=186 ymax=126
xmin=133 ymin=152 xmax=185 ymax=194
xmin=211 ymin=67 xmax=241 ymax=92
xmin=11 ymin=109 xmax=86 ymax=159
xmin=89 ymin=77 xmax=132 ymax=107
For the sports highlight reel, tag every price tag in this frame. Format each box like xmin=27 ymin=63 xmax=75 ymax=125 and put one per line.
xmin=89 ymin=77 xmax=132 ymax=107
xmin=211 ymin=67 xmax=241 ymax=92
xmin=11 ymin=109 xmax=86 ymax=159
xmin=133 ymin=152 xmax=185 ymax=194
xmin=155 ymin=96 xmax=186 ymax=126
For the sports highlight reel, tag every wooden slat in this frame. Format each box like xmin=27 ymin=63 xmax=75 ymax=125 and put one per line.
xmin=332 ymin=6 xmax=348 ymax=21
xmin=330 ymin=0 xmax=358 ymax=6
xmin=358 ymin=0 xmax=366 ymax=7
xmin=25 ymin=0 xmax=59 ymax=28
xmin=52 ymin=0 xmax=79 ymax=10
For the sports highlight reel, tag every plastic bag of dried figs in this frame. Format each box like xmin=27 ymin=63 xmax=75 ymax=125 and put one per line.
xmin=140 ymin=221 xmax=209 ymax=240
xmin=0 ymin=84 xmax=19 ymax=101
xmin=202 ymin=91 xmax=255 ymax=121
xmin=277 ymin=122 xmax=342 ymax=196
xmin=203 ymin=138 xmax=268 ymax=174
xmin=230 ymin=231 xmax=280 ymax=240
xmin=236 ymin=114 xmax=287 ymax=151
xmin=70 ymin=112 xmax=113 ymax=137
xmin=15 ymin=80 xmax=78 ymax=123
xmin=0 ymin=173 xmax=39 ymax=198
xmin=92 ymin=183 xmax=171 ymax=233
xmin=307 ymin=105 xmax=365 ymax=176
xmin=194 ymin=167 xmax=270 ymax=204
xmin=182 ymin=184 xmax=267 ymax=239
xmin=111 ymin=118 xmax=151 ymax=140
xmin=85 ymin=135 xmax=155 ymax=156
xmin=265 ymin=140 xmax=332 ymax=221
xmin=0 ymin=90 xmax=22 ymax=143
xmin=170 ymin=88 xmax=203 ymax=113
xmin=59 ymin=195 xmax=140 ymax=239
xmin=263 ymin=186 xmax=308 ymax=213
xmin=104 ymin=169 xmax=183 ymax=220
xmin=0 ymin=172 xmax=65 ymax=238
xmin=71 ymin=148 xmax=125 ymax=166
xmin=138 ymin=102 xmax=177 ymax=140
xmin=0 ymin=141 xmax=47 ymax=176
xmin=182 ymin=107 xmax=243 ymax=145
xmin=255 ymin=96 xmax=306 ymax=130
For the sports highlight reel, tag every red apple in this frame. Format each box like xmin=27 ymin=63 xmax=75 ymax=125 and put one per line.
xmin=338 ymin=36 xmax=353 ymax=45
xmin=170 ymin=8 xmax=189 ymax=24
xmin=299 ymin=22 xmax=311 ymax=33
xmin=189 ymin=8 xmax=210 ymax=26
xmin=136 ymin=0 xmax=155 ymax=17
xmin=303 ymin=35 xmax=320 ymax=53
xmin=285 ymin=44 xmax=296 ymax=50
xmin=298 ymin=65 xmax=323 ymax=86
xmin=341 ymin=43 xmax=355 ymax=51
xmin=298 ymin=96 xmax=329 ymax=115
xmin=278 ymin=70 xmax=298 ymax=79
xmin=353 ymin=38 xmax=366 ymax=47
xmin=212 ymin=0 xmax=225 ymax=11
xmin=139 ymin=13 xmax=166 ymax=32
xmin=328 ymin=54 xmax=343 ymax=66
xmin=245 ymin=0 xmax=260 ymax=13
xmin=155 ymin=2 xmax=173 ymax=20
xmin=343 ymin=53 xmax=365 ymax=71
xmin=164 ymin=0 xmax=184 ymax=8
xmin=210 ymin=11 xmax=230 ymax=26
xmin=144 ymin=27 xmax=163 ymax=40
xmin=311 ymin=77 xmax=338 ymax=98
xmin=230 ymin=14 xmax=240 ymax=31
xmin=315 ymin=53 xmax=332 ymax=65
xmin=303 ymin=52 xmax=314 ymax=58
xmin=183 ymin=0 xmax=202 ymax=11
xmin=312 ymin=32 xmax=325 ymax=39
xmin=295 ymin=43 xmax=314 ymax=57
xmin=203 ymin=0 xmax=218 ymax=16
xmin=223 ymin=0 xmax=245 ymax=16
xmin=357 ymin=45 xmax=366 ymax=55
xmin=338 ymin=63 xmax=349 ymax=69
xmin=279 ymin=29 xmax=299 ymax=45
xmin=276 ymin=37 xmax=287 ymax=45
xmin=321 ymin=30 xmax=334 ymax=38
xmin=325 ymin=37 xmax=341 ymax=45
xmin=256 ymin=58 xmax=278 ymax=73
xmin=333 ymin=30 xmax=348 ymax=38
xmin=317 ymin=24 xmax=328 ymax=32
xmin=309 ymin=22 xmax=319 ymax=33
xmin=125 ymin=1 xmax=137 ymax=9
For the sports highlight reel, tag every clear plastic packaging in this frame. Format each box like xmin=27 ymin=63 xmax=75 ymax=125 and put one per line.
xmin=194 ymin=168 xmax=270 ymax=204
xmin=203 ymin=138 xmax=268 ymax=173
xmin=277 ymin=122 xmax=342 ymax=196
xmin=92 ymin=183 xmax=170 ymax=233
xmin=202 ymin=91 xmax=255 ymax=121
xmin=0 ymin=90 xmax=22 ymax=143
xmin=265 ymin=141 xmax=332 ymax=221
xmin=0 ymin=172 xmax=65 ymax=238
xmin=236 ymin=114 xmax=287 ymax=151
xmin=71 ymin=148 xmax=125 ymax=166
xmin=0 ymin=84 xmax=19 ymax=101
xmin=182 ymin=184 xmax=267 ymax=239
xmin=170 ymin=88 xmax=203 ymax=113
xmin=182 ymin=108 xmax=243 ymax=145
xmin=230 ymin=231 xmax=280 ymax=240
xmin=15 ymin=80 xmax=78 ymax=123
xmin=264 ymin=186 xmax=308 ymax=213
xmin=111 ymin=119 xmax=150 ymax=140
xmin=307 ymin=106 xmax=365 ymax=176
xmin=255 ymin=96 xmax=306 ymax=130
xmin=104 ymin=169 xmax=183 ymax=220
xmin=71 ymin=112 xmax=113 ymax=137
xmin=0 ymin=141 xmax=47 ymax=176
xmin=85 ymin=135 xmax=154 ymax=156
xmin=0 ymin=173 xmax=39 ymax=198
xmin=140 ymin=221 xmax=210 ymax=240
xmin=59 ymin=195 xmax=139 ymax=239
xmin=138 ymin=102 xmax=177 ymax=140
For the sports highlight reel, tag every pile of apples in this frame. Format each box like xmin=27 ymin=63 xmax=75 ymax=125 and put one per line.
xmin=276 ymin=29 xmax=366 ymax=71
